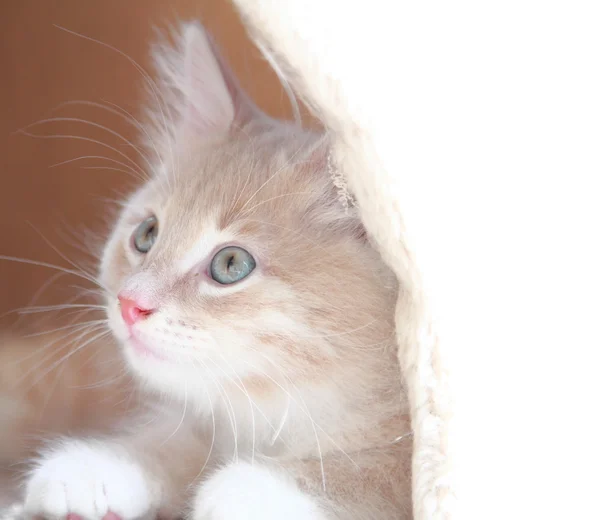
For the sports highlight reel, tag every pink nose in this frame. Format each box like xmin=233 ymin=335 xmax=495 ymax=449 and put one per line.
xmin=118 ymin=295 xmax=154 ymax=326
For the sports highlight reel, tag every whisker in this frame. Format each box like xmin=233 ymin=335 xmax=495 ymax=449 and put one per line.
xmin=18 ymin=303 xmax=105 ymax=315
xmin=54 ymin=99 xmax=163 ymax=168
xmin=69 ymin=369 xmax=128 ymax=390
xmin=21 ymin=319 xmax=108 ymax=339
xmin=240 ymin=349 xmax=362 ymax=487
xmin=228 ymin=126 xmax=260 ymax=217
xmin=16 ymin=130 xmax=146 ymax=180
xmin=5 ymin=319 xmax=99 ymax=371
xmin=260 ymin=353 xmax=361 ymax=469
xmin=25 ymin=221 xmax=102 ymax=288
xmin=39 ymin=353 xmax=71 ymax=418
xmin=54 ymin=223 xmax=107 ymax=266
xmin=0 ymin=255 xmax=107 ymax=291
xmin=271 ymin=393 xmax=291 ymax=446
xmin=197 ymin=358 xmax=239 ymax=463
xmin=237 ymin=218 xmax=334 ymax=258
xmin=0 ymin=271 xmax=66 ymax=322
xmin=237 ymin=140 xmax=308 ymax=215
xmin=12 ymin=322 xmax=107 ymax=386
xmin=51 ymin=25 xmax=175 ymax=191
xmin=82 ymin=166 xmax=144 ymax=177
xmin=205 ymin=354 xmax=259 ymax=465
xmin=235 ymin=353 xmax=327 ymax=489
xmin=23 ymin=117 xmax=153 ymax=174
xmin=29 ymin=328 xmax=110 ymax=389
xmin=186 ymin=362 xmax=217 ymax=493
xmin=239 ymin=191 xmax=313 ymax=218
xmin=21 ymin=271 xmax=66 ymax=307
xmin=300 ymin=320 xmax=379 ymax=340
xmin=284 ymin=379 xmax=326 ymax=490
xmin=68 ymin=285 xmax=104 ymax=299
xmin=50 ymin=155 xmax=143 ymax=179
xmin=161 ymin=378 xmax=188 ymax=446
xmin=102 ymin=99 xmax=165 ymax=170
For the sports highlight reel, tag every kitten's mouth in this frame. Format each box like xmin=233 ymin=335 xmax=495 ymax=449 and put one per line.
xmin=127 ymin=334 xmax=167 ymax=361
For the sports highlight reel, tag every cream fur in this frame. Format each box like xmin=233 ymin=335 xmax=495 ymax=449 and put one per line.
xmin=1 ymin=19 xmax=412 ymax=520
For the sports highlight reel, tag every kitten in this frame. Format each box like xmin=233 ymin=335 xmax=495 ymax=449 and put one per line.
xmin=8 ymin=22 xmax=412 ymax=519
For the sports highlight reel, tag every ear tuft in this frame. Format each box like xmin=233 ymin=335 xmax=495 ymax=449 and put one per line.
xmin=180 ymin=23 xmax=235 ymax=134
xmin=153 ymin=22 xmax=235 ymax=137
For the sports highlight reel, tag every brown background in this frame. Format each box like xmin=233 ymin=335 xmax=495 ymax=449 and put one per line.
xmin=0 ymin=1 xmax=297 ymax=325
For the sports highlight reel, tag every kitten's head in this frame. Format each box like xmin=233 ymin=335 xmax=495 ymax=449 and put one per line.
xmin=100 ymin=24 xmax=397 ymax=405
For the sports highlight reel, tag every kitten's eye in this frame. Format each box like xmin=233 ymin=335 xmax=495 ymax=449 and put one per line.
xmin=132 ymin=216 xmax=158 ymax=253
xmin=210 ymin=246 xmax=256 ymax=285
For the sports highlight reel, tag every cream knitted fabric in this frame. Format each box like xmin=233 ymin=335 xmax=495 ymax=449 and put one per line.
xmin=232 ymin=1 xmax=455 ymax=518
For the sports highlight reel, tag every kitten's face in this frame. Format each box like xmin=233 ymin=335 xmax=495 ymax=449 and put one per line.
xmin=99 ymin=24 xmax=396 ymax=402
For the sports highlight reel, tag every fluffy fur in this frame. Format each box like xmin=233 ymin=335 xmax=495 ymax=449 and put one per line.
xmin=230 ymin=1 xmax=453 ymax=518
xmin=1 ymin=22 xmax=412 ymax=519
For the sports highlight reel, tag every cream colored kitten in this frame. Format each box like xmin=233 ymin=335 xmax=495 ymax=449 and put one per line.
xmin=12 ymin=23 xmax=411 ymax=520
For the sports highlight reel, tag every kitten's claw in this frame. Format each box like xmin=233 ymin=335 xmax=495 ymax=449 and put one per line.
xmin=23 ymin=441 xmax=159 ymax=520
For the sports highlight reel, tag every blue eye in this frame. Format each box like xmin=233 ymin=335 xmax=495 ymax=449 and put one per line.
xmin=132 ymin=216 xmax=158 ymax=253
xmin=210 ymin=246 xmax=256 ymax=285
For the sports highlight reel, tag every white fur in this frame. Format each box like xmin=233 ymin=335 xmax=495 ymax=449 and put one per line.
xmin=0 ymin=503 xmax=25 ymax=520
xmin=192 ymin=462 xmax=326 ymax=520
xmin=23 ymin=441 xmax=161 ymax=519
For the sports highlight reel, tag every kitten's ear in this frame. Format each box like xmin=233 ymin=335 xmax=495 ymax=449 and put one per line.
xmin=155 ymin=23 xmax=263 ymax=137
xmin=179 ymin=23 xmax=235 ymax=133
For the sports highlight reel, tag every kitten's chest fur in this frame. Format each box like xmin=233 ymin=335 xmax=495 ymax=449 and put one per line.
xmin=188 ymin=366 xmax=410 ymax=463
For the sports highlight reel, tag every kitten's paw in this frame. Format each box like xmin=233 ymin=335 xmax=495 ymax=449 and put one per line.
xmin=23 ymin=440 xmax=160 ymax=520
xmin=192 ymin=461 xmax=326 ymax=520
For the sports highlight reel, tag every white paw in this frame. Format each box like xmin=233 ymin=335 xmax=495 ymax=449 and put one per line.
xmin=192 ymin=461 xmax=326 ymax=520
xmin=23 ymin=440 xmax=160 ymax=520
